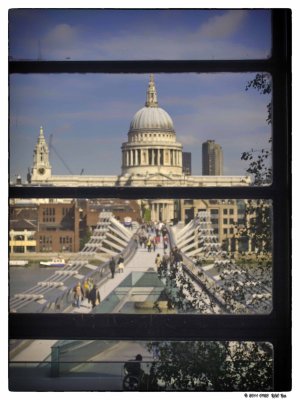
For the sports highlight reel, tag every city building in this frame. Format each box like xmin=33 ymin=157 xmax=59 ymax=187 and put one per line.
xmin=179 ymin=199 xmax=237 ymax=242
xmin=9 ymin=200 xmax=80 ymax=254
xmin=179 ymin=199 xmax=253 ymax=254
xmin=36 ymin=201 xmax=80 ymax=252
xmin=9 ymin=202 xmax=38 ymax=254
xmin=9 ymin=199 xmax=142 ymax=254
xmin=28 ymin=75 xmax=250 ymax=223
xmin=202 ymin=140 xmax=224 ymax=175
xmin=78 ymin=199 xmax=141 ymax=231
xmin=182 ymin=152 xmax=192 ymax=175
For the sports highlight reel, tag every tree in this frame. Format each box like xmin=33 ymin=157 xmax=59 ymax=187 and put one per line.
xmin=146 ymin=341 xmax=273 ymax=391
xmin=238 ymin=73 xmax=273 ymax=285
xmin=241 ymin=73 xmax=272 ymax=186
xmin=143 ymin=207 xmax=151 ymax=222
xmin=79 ymin=229 xmax=91 ymax=250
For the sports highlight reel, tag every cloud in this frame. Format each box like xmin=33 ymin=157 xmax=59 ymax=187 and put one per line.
xmin=44 ymin=23 xmax=79 ymax=46
xmin=94 ymin=30 xmax=264 ymax=60
xmin=40 ymin=24 xmax=82 ymax=58
xmin=33 ymin=11 xmax=265 ymax=60
xmin=196 ymin=10 xmax=248 ymax=39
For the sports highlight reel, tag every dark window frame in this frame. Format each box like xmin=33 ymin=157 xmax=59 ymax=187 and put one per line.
xmin=8 ymin=9 xmax=291 ymax=391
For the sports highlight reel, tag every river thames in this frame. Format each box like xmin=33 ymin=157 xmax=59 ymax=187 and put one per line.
xmin=10 ymin=264 xmax=58 ymax=297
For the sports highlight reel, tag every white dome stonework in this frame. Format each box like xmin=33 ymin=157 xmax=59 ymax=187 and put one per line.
xmin=121 ymin=75 xmax=183 ymax=176
xmin=129 ymin=107 xmax=175 ymax=133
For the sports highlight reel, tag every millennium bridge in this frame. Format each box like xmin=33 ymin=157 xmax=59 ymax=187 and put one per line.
xmin=10 ymin=211 xmax=272 ymax=315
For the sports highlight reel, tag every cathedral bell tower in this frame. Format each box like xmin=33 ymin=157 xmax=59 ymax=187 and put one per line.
xmin=31 ymin=126 xmax=52 ymax=182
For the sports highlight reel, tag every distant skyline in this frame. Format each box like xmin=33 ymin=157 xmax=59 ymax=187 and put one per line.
xmin=9 ymin=9 xmax=272 ymax=181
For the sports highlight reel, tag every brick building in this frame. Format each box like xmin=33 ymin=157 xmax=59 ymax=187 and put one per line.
xmin=36 ymin=201 xmax=80 ymax=252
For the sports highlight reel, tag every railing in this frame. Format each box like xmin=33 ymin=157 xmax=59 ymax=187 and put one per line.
xmin=168 ymin=223 xmax=272 ymax=314
xmin=41 ymin=233 xmax=139 ymax=312
xmin=167 ymin=225 xmax=229 ymax=312
xmin=9 ymin=360 xmax=159 ymax=391
xmin=9 ymin=358 xmax=273 ymax=391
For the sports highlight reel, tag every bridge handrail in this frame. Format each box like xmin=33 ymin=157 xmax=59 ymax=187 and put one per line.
xmin=41 ymin=232 xmax=139 ymax=312
xmin=169 ymin=224 xmax=271 ymax=313
xmin=167 ymin=225 xmax=232 ymax=313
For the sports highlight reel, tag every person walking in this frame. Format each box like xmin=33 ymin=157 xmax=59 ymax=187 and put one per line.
xmin=73 ymin=282 xmax=84 ymax=308
xmin=109 ymin=257 xmax=116 ymax=278
xmin=174 ymin=248 xmax=183 ymax=266
xmin=83 ymin=279 xmax=90 ymax=299
xmin=146 ymin=238 xmax=152 ymax=252
xmin=155 ymin=253 xmax=161 ymax=270
xmin=118 ymin=255 xmax=125 ymax=273
xmin=161 ymin=253 xmax=169 ymax=268
xmin=88 ymin=284 xmax=101 ymax=308
xmin=151 ymin=237 xmax=156 ymax=252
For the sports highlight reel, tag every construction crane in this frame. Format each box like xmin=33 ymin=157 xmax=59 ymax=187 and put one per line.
xmin=49 ymin=134 xmax=84 ymax=175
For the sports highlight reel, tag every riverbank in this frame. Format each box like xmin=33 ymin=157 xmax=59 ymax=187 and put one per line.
xmin=9 ymin=252 xmax=74 ymax=264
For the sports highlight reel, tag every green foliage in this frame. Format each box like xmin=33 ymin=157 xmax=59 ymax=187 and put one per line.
xmin=241 ymin=74 xmax=273 ymax=272
xmin=242 ymin=73 xmax=272 ymax=185
xmin=245 ymin=73 xmax=272 ymax=125
xmin=241 ymin=147 xmax=272 ymax=185
xmin=80 ymin=229 xmax=92 ymax=250
xmin=143 ymin=208 xmax=151 ymax=222
xmin=146 ymin=341 xmax=273 ymax=391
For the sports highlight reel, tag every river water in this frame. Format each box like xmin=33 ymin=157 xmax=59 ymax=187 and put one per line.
xmin=9 ymin=264 xmax=58 ymax=297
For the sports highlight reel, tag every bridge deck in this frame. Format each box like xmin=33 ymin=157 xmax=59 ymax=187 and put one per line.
xmin=71 ymin=241 xmax=165 ymax=314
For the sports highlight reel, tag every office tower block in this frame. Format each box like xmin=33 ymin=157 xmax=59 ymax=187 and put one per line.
xmin=182 ymin=152 xmax=192 ymax=175
xmin=202 ymin=140 xmax=223 ymax=175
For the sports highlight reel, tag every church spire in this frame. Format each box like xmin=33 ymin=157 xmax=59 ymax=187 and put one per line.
xmin=31 ymin=126 xmax=52 ymax=182
xmin=145 ymin=74 xmax=158 ymax=107
xmin=39 ymin=126 xmax=44 ymax=140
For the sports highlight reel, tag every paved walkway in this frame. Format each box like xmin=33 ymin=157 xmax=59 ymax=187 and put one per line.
xmin=9 ymin=341 xmax=156 ymax=391
xmin=10 ymin=339 xmax=57 ymax=362
xmin=11 ymin=240 xmax=167 ymax=364
xmin=72 ymin=240 xmax=166 ymax=314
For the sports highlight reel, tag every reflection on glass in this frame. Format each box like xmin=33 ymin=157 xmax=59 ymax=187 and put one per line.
xmin=9 ymin=9 xmax=271 ymax=61
xmin=9 ymin=73 xmax=272 ymax=186
xmin=9 ymin=198 xmax=272 ymax=314
xmin=9 ymin=340 xmax=273 ymax=391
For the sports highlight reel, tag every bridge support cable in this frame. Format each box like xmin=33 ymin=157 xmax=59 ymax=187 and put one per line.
xmin=169 ymin=211 xmax=272 ymax=314
xmin=10 ymin=211 xmax=138 ymax=313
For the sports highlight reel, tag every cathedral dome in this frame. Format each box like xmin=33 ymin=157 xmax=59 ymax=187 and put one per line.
xmin=121 ymin=74 xmax=183 ymax=177
xmin=129 ymin=106 xmax=175 ymax=133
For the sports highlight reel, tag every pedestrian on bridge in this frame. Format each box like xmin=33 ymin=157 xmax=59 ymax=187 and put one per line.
xmin=162 ymin=253 xmax=169 ymax=267
xmin=109 ymin=257 xmax=116 ymax=278
xmin=89 ymin=284 xmax=101 ymax=308
xmin=146 ymin=238 xmax=152 ymax=252
xmin=171 ymin=247 xmax=183 ymax=267
xmin=151 ymin=237 xmax=156 ymax=252
xmin=73 ymin=282 xmax=84 ymax=308
xmin=155 ymin=253 xmax=162 ymax=270
xmin=118 ymin=255 xmax=125 ymax=273
xmin=83 ymin=279 xmax=90 ymax=299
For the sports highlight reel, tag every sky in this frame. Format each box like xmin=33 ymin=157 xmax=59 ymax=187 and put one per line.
xmin=8 ymin=9 xmax=272 ymax=181
xmin=3 ymin=3 xmax=299 ymax=399
xmin=9 ymin=9 xmax=271 ymax=60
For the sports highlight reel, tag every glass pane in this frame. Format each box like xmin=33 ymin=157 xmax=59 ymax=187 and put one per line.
xmin=9 ymin=339 xmax=273 ymax=391
xmin=9 ymin=73 xmax=272 ymax=187
xmin=9 ymin=9 xmax=271 ymax=61
xmin=9 ymin=198 xmax=273 ymax=314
